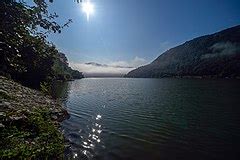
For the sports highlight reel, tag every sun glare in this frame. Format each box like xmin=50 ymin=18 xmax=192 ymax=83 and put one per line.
xmin=82 ymin=0 xmax=94 ymax=21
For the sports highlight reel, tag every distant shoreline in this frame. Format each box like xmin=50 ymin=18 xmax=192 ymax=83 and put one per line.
xmin=124 ymin=76 xmax=240 ymax=79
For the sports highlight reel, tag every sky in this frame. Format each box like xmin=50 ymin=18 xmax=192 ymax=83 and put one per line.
xmin=46 ymin=0 xmax=240 ymax=76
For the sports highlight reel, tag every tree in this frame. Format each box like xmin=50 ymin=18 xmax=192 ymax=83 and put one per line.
xmin=0 ymin=0 xmax=74 ymax=87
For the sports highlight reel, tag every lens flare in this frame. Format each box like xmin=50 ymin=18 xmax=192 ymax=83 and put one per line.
xmin=82 ymin=0 xmax=94 ymax=21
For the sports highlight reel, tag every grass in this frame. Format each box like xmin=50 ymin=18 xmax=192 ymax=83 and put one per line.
xmin=0 ymin=107 xmax=65 ymax=159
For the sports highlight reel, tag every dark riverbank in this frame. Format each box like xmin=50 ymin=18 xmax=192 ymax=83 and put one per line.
xmin=0 ymin=76 xmax=69 ymax=159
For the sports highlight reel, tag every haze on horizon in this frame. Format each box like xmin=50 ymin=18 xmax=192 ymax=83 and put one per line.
xmin=47 ymin=0 xmax=240 ymax=77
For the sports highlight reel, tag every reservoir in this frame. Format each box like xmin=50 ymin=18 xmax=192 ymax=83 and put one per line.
xmin=52 ymin=78 xmax=240 ymax=160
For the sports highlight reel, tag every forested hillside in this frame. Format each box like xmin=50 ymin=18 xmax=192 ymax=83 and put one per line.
xmin=126 ymin=25 xmax=240 ymax=78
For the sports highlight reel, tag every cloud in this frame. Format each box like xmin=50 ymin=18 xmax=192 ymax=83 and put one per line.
xmin=131 ymin=56 xmax=147 ymax=67
xmin=70 ymin=62 xmax=132 ymax=77
xmin=69 ymin=56 xmax=148 ymax=77
xmin=202 ymin=42 xmax=240 ymax=59
xmin=108 ymin=56 xmax=147 ymax=68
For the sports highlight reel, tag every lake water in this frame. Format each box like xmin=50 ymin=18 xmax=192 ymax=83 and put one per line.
xmin=52 ymin=78 xmax=240 ymax=160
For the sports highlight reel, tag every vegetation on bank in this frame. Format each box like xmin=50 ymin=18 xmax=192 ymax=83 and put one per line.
xmin=0 ymin=108 xmax=64 ymax=159
xmin=0 ymin=1 xmax=78 ymax=158
xmin=53 ymin=52 xmax=84 ymax=82
xmin=0 ymin=76 xmax=69 ymax=159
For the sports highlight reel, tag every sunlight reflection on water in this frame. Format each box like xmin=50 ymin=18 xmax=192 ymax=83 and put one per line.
xmin=69 ymin=113 xmax=103 ymax=159
xmin=60 ymin=78 xmax=240 ymax=160
xmin=96 ymin=114 xmax=102 ymax=120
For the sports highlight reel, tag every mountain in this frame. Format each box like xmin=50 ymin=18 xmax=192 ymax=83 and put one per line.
xmin=126 ymin=25 xmax=240 ymax=78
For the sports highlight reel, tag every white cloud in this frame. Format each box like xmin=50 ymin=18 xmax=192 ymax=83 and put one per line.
xmin=69 ymin=56 xmax=148 ymax=77
xmin=108 ymin=56 xmax=147 ymax=68
xmin=131 ymin=56 xmax=147 ymax=67
xmin=202 ymin=42 xmax=240 ymax=59
xmin=108 ymin=61 xmax=129 ymax=67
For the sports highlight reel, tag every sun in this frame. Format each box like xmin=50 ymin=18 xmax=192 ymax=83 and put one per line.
xmin=82 ymin=0 xmax=94 ymax=21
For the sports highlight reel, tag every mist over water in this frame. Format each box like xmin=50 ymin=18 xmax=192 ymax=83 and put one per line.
xmin=53 ymin=78 xmax=240 ymax=160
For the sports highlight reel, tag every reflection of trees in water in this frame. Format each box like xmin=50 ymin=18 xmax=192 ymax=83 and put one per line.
xmin=51 ymin=81 xmax=70 ymax=106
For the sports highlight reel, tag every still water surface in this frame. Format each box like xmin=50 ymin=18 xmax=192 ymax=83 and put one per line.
xmin=52 ymin=78 xmax=240 ymax=160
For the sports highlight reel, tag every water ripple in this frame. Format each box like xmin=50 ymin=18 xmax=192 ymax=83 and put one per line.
xmin=59 ymin=78 xmax=240 ymax=160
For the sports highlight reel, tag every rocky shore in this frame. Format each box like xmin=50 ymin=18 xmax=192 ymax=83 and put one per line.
xmin=0 ymin=76 xmax=69 ymax=159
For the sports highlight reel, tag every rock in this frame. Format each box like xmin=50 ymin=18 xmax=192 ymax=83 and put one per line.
xmin=0 ymin=123 xmax=5 ymax=128
xmin=0 ymin=76 xmax=70 ymax=145
xmin=0 ymin=112 xmax=6 ymax=117
xmin=9 ymin=115 xmax=27 ymax=121
xmin=3 ymin=102 xmax=11 ymax=106
xmin=51 ymin=115 xmax=58 ymax=120
xmin=51 ymin=109 xmax=70 ymax=122
xmin=0 ymin=101 xmax=13 ymax=111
